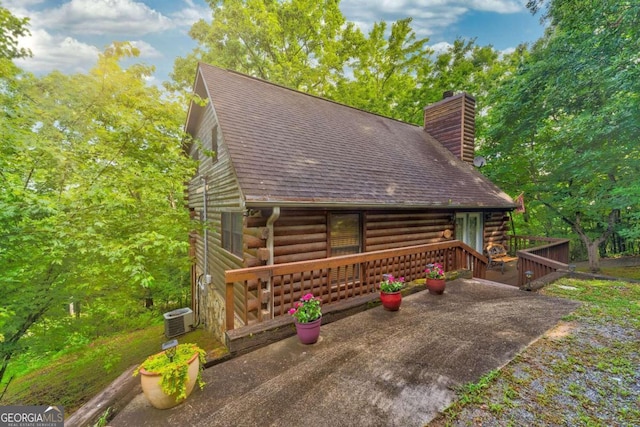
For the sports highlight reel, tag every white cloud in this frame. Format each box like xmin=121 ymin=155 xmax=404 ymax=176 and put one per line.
xmin=35 ymin=0 xmax=174 ymax=36
xmin=130 ymin=40 xmax=162 ymax=58
xmin=467 ymin=0 xmax=522 ymax=13
xmin=14 ymin=28 xmax=100 ymax=74
xmin=341 ymin=0 xmax=524 ymax=38
xmin=170 ymin=0 xmax=211 ymax=28
xmin=429 ymin=41 xmax=453 ymax=54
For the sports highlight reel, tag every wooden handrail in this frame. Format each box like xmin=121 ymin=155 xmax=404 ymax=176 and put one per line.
xmin=226 ymin=241 xmax=486 ymax=282
xmin=225 ymin=240 xmax=487 ymax=331
xmin=513 ymin=236 xmax=570 ymax=287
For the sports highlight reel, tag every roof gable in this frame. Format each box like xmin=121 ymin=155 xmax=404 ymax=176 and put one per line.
xmin=192 ymin=63 xmax=514 ymax=209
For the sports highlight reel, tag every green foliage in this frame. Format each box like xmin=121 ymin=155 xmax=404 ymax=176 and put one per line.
xmin=0 ymin=4 xmax=31 ymax=59
xmin=327 ymin=18 xmax=431 ymax=121
xmin=1 ymin=325 xmax=225 ymax=414
xmin=455 ymin=370 xmax=501 ymax=406
xmin=287 ymin=293 xmax=321 ymax=323
xmin=412 ymin=38 xmax=528 ymax=127
xmin=134 ymin=343 xmax=206 ymax=401
xmin=170 ymin=0 xmax=519 ymax=128
xmin=168 ymin=0 xmax=360 ymax=95
xmin=0 ymin=42 xmax=196 ymax=386
xmin=379 ymin=274 xmax=404 ymax=293
xmin=544 ymin=278 xmax=640 ymax=329
xmin=424 ymin=263 xmax=445 ymax=279
xmin=483 ymin=0 xmax=640 ymax=271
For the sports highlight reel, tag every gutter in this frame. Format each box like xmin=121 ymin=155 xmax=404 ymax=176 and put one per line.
xmin=246 ymin=201 xmax=516 ymax=210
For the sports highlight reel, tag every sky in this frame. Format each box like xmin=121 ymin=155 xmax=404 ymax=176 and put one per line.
xmin=5 ymin=0 xmax=546 ymax=86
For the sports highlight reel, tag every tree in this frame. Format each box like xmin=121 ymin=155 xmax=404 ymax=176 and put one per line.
xmin=0 ymin=3 xmax=31 ymax=59
xmin=483 ymin=0 xmax=640 ymax=271
xmin=168 ymin=0 xmax=360 ymax=95
xmin=0 ymin=43 xmax=195 ymax=388
xmin=327 ymin=18 xmax=431 ymax=121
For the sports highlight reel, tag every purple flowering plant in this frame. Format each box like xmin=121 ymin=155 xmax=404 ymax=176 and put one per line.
xmin=380 ymin=274 xmax=404 ymax=293
xmin=288 ymin=293 xmax=322 ymax=323
xmin=425 ymin=263 xmax=445 ymax=279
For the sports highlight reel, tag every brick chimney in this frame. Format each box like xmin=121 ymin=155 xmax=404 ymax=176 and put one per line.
xmin=423 ymin=92 xmax=476 ymax=164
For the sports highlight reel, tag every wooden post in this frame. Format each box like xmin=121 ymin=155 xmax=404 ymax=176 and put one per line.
xmin=226 ymin=282 xmax=235 ymax=330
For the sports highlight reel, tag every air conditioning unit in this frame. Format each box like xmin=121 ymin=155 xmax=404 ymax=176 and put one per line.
xmin=163 ymin=307 xmax=194 ymax=338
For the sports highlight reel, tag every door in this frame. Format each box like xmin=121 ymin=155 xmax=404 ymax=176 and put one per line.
xmin=455 ymin=213 xmax=483 ymax=253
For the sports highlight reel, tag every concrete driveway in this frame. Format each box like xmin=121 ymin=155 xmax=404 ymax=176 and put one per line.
xmin=111 ymin=278 xmax=579 ymax=427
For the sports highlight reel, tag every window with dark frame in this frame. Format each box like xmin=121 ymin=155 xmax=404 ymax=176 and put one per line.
xmin=221 ymin=212 xmax=243 ymax=258
xmin=329 ymin=213 xmax=361 ymax=283
xmin=329 ymin=213 xmax=361 ymax=256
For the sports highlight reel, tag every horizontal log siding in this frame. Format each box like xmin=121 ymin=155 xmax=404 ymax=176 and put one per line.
xmin=483 ymin=211 xmax=509 ymax=250
xmin=273 ymin=210 xmax=328 ymax=264
xmin=238 ymin=209 xmax=461 ymax=324
xmin=187 ymin=102 xmax=244 ymax=340
xmin=365 ymin=211 xmax=454 ymax=251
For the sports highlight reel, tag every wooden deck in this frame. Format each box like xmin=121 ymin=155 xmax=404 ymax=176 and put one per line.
xmin=222 ymin=235 xmax=571 ymax=333
xmin=225 ymin=240 xmax=487 ymax=330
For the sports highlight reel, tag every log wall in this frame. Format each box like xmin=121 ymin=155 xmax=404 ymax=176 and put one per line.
xmin=365 ymin=211 xmax=454 ymax=251
xmin=483 ymin=211 xmax=509 ymax=250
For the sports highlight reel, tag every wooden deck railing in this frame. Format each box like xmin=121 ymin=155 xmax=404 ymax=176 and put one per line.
xmin=224 ymin=240 xmax=487 ymax=330
xmin=511 ymin=236 xmax=571 ymax=287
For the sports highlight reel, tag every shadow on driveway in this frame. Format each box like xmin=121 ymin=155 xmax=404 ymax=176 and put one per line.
xmin=111 ymin=279 xmax=579 ymax=427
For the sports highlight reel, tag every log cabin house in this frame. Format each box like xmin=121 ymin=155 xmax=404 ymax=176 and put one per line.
xmin=185 ymin=63 xmax=516 ymax=341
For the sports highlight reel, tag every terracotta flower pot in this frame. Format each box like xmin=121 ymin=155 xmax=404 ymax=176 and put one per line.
xmin=139 ymin=352 xmax=200 ymax=409
xmin=294 ymin=317 xmax=322 ymax=344
xmin=380 ymin=291 xmax=402 ymax=311
xmin=426 ymin=278 xmax=446 ymax=295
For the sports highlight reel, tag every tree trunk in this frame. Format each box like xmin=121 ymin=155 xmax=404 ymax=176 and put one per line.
xmin=585 ymin=240 xmax=601 ymax=273
xmin=570 ymin=210 xmax=619 ymax=274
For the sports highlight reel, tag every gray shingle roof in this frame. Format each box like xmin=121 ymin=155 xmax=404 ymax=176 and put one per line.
xmin=196 ymin=63 xmax=514 ymax=209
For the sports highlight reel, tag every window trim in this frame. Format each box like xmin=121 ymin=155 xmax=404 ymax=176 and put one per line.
xmin=221 ymin=212 xmax=243 ymax=258
xmin=328 ymin=212 xmax=362 ymax=257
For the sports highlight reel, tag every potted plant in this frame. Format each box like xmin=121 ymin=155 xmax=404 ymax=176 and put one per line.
xmin=425 ymin=263 xmax=446 ymax=294
xmin=134 ymin=341 xmax=206 ymax=409
xmin=288 ymin=293 xmax=322 ymax=344
xmin=379 ymin=274 xmax=404 ymax=311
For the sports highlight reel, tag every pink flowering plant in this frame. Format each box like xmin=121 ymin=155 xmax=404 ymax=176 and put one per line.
xmin=288 ymin=293 xmax=322 ymax=323
xmin=380 ymin=274 xmax=404 ymax=293
xmin=425 ymin=263 xmax=445 ymax=279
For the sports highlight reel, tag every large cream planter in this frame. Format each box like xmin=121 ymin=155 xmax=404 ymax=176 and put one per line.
xmin=139 ymin=352 xmax=200 ymax=409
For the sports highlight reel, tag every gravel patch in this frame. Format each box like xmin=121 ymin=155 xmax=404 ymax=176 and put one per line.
xmin=430 ymin=300 xmax=640 ymax=426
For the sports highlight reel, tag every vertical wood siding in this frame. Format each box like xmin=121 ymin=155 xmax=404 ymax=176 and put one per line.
xmin=423 ymin=93 xmax=475 ymax=164
xmin=187 ymin=101 xmax=244 ymax=339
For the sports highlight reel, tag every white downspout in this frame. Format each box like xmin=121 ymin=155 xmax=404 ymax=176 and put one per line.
xmin=266 ymin=207 xmax=280 ymax=265
xmin=201 ymin=176 xmax=209 ymax=279
xmin=264 ymin=207 xmax=280 ymax=320
xmin=200 ymin=176 xmax=210 ymax=329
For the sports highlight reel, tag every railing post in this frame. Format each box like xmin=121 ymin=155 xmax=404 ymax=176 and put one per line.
xmin=225 ymin=281 xmax=235 ymax=331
